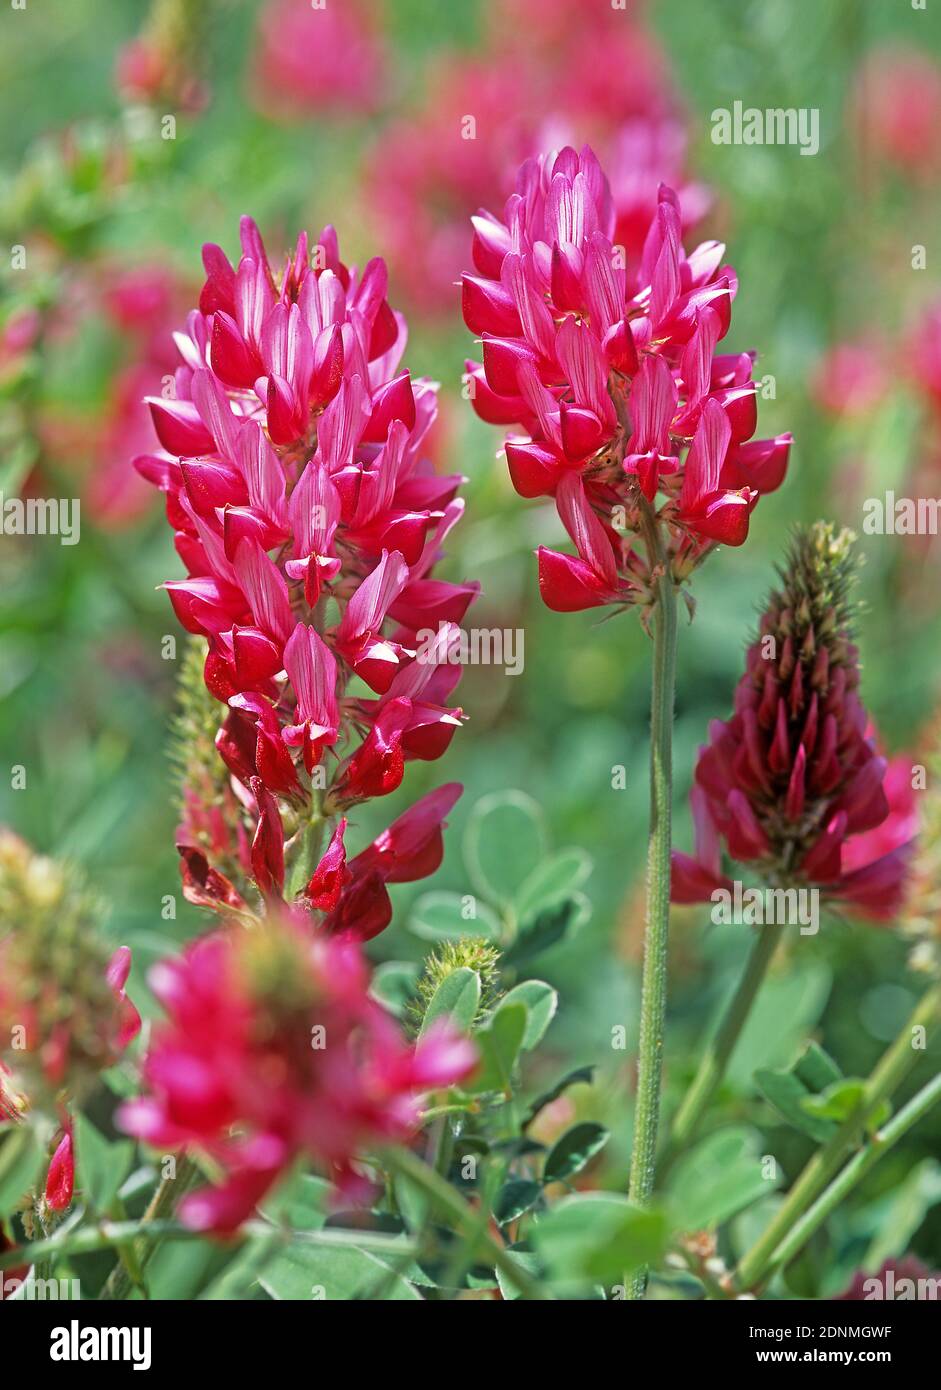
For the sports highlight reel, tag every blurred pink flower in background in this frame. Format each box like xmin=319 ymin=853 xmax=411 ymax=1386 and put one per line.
xmin=366 ymin=0 xmax=708 ymax=314
xmin=839 ymin=754 xmax=919 ymax=886
xmin=93 ymin=265 xmax=190 ymax=527
xmin=365 ymin=55 xmax=536 ymax=313
xmin=0 ymin=305 xmax=41 ymax=373
xmin=115 ymin=35 xmax=208 ymax=114
xmin=811 ymin=342 xmax=887 ymax=419
xmin=251 ymin=0 xmax=387 ymax=120
xmin=907 ymin=301 xmax=941 ymax=419
xmin=607 ymin=118 xmax=712 ymax=260
xmin=838 ymin=1256 xmax=941 ymax=1300
xmin=483 ymin=0 xmax=672 ymax=125
xmin=851 ymin=45 xmax=941 ymax=182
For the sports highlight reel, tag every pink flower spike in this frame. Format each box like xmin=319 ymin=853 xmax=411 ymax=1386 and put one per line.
xmin=282 ymin=623 xmax=340 ymax=773
xmin=556 ymin=471 xmax=620 ymax=592
xmin=234 ymin=538 xmax=294 ymax=645
xmin=679 ymin=398 xmax=732 ymax=512
xmin=335 ymin=550 xmax=411 ymax=685
xmin=305 ymin=819 xmax=349 ymax=910
xmin=250 ymin=776 xmax=285 ymax=898
xmin=360 ymin=781 xmax=463 ymax=884
xmin=45 ymin=1128 xmax=75 ymax=1212
xmin=136 ymin=214 xmax=477 ymax=916
xmin=147 ymin=398 xmax=215 ymax=457
xmin=331 ymin=698 xmax=413 ymax=807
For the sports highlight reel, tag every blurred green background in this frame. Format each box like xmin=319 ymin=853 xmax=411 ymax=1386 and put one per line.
xmin=2 ymin=0 xmax=940 ymax=1293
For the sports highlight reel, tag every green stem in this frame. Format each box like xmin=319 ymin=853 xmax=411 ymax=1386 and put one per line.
xmin=627 ymin=545 xmax=679 ymax=1299
xmin=381 ymin=1146 xmax=551 ymax=1301
xmin=735 ymin=983 xmax=941 ymax=1292
xmin=100 ymin=1152 xmax=201 ymax=1299
xmin=767 ymin=1071 xmax=941 ymax=1278
xmin=1 ymin=1220 xmax=189 ymax=1273
xmin=0 ymin=1217 xmax=415 ymax=1275
xmin=662 ymin=923 xmax=785 ymax=1167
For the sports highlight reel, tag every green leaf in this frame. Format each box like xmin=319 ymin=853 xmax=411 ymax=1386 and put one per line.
xmin=495 ymin=1246 xmax=540 ymax=1301
xmin=469 ymin=1001 xmax=528 ymax=1094
xmin=0 ymin=1125 xmax=45 ymax=1217
xmin=503 ymin=896 xmax=584 ymax=969
xmin=323 ymin=1210 xmax=407 ymax=1236
xmin=501 ymin=980 xmax=558 ymax=1050
xmin=494 ymin=1179 xmax=542 ymax=1226
xmin=726 ymin=964 xmax=831 ymax=1086
xmin=73 ymin=1116 xmax=133 ymax=1214
xmin=667 ymin=1127 xmax=780 ymax=1231
xmin=258 ymin=1244 xmax=421 ymax=1301
xmin=533 ymin=1194 xmax=668 ymax=1287
xmin=463 ymin=791 xmax=548 ymax=906
xmin=525 ymin=1065 xmax=596 ymax=1126
xmin=514 ymin=847 xmax=592 ymax=921
xmin=418 ymin=967 xmax=481 ymax=1039
xmin=794 ymin=1042 xmax=843 ymax=1093
xmin=409 ymin=890 xmax=501 ymax=942
xmin=755 ymin=1068 xmax=837 ymax=1144
xmin=544 ymin=1122 xmax=610 ymax=1185
xmin=801 ymin=1078 xmax=868 ymax=1122
xmin=259 ymin=1171 xmax=331 ymax=1230
xmin=755 ymin=1041 xmax=846 ymax=1141
xmin=369 ymin=960 xmax=420 ymax=1017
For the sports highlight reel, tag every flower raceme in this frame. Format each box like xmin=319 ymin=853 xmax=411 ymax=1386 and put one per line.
xmin=671 ymin=525 xmax=916 ymax=921
xmin=135 ymin=216 xmax=478 ymax=929
xmin=462 ymin=144 xmax=791 ymax=612
xmin=118 ymin=913 xmax=476 ymax=1234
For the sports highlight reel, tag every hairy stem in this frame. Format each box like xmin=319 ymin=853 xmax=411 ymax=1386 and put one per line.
xmin=627 ymin=524 xmax=679 ymax=1299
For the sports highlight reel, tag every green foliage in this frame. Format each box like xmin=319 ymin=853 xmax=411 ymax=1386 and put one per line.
xmin=0 ymin=1125 xmax=45 ymax=1220
xmin=666 ymin=1128 xmax=782 ymax=1232
xmin=756 ymin=1041 xmax=845 ymax=1142
xmin=532 ymin=1194 xmax=669 ymax=1289
xmin=409 ymin=788 xmax=592 ymax=970
xmin=543 ymin=1123 xmax=610 ymax=1186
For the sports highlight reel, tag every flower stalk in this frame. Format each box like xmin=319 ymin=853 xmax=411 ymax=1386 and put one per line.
xmin=100 ymin=1152 xmax=202 ymax=1300
xmin=626 ymin=549 xmax=678 ymax=1299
